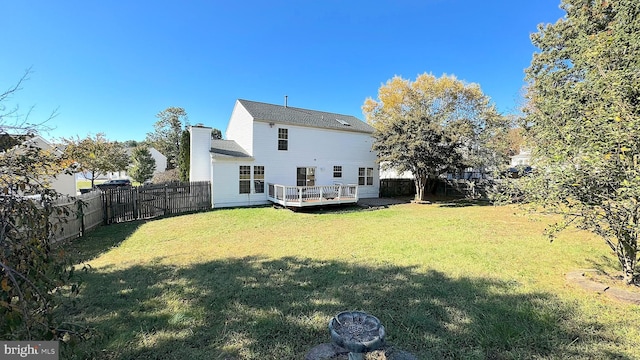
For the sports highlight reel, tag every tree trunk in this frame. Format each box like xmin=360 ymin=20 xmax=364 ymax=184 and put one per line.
xmin=618 ymin=244 xmax=637 ymax=285
xmin=414 ymin=175 xmax=427 ymax=201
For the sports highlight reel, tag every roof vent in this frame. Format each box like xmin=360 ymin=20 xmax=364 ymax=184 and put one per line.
xmin=335 ymin=118 xmax=351 ymax=126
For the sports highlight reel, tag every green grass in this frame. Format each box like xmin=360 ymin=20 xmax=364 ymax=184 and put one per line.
xmin=60 ymin=203 xmax=640 ymax=359
xmin=77 ymin=179 xmax=141 ymax=191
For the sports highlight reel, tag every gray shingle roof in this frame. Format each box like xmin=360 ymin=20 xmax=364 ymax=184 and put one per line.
xmin=210 ymin=140 xmax=252 ymax=159
xmin=237 ymin=99 xmax=374 ymax=134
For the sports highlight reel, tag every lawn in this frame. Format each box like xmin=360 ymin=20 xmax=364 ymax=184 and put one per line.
xmin=60 ymin=202 xmax=640 ymax=359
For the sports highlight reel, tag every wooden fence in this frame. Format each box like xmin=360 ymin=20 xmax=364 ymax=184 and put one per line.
xmin=50 ymin=192 xmax=103 ymax=243
xmin=102 ymin=181 xmax=211 ymax=224
xmin=379 ymin=179 xmax=416 ymax=197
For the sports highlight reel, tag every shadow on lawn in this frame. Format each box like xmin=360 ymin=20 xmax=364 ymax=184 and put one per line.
xmin=61 ymin=221 xmax=145 ymax=264
xmin=64 ymin=257 xmax=630 ymax=360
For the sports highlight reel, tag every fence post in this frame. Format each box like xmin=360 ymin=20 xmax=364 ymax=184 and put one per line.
xmin=133 ymin=187 xmax=138 ymax=220
xmin=77 ymin=198 xmax=85 ymax=236
xmin=164 ymin=184 xmax=169 ymax=216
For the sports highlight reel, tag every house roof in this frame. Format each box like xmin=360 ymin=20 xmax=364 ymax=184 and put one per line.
xmin=0 ymin=133 xmax=64 ymax=155
xmin=210 ymin=140 xmax=253 ymax=159
xmin=237 ymin=99 xmax=374 ymax=134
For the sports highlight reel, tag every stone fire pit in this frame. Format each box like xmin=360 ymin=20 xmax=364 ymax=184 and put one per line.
xmin=328 ymin=311 xmax=385 ymax=359
xmin=305 ymin=311 xmax=417 ymax=360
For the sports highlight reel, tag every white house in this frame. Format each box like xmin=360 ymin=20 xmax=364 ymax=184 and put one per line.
xmin=105 ymin=147 xmax=168 ymax=180
xmin=4 ymin=134 xmax=77 ymax=196
xmin=510 ymin=148 xmax=532 ymax=167
xmin=190 ymin=99 xmax=379 ymax=208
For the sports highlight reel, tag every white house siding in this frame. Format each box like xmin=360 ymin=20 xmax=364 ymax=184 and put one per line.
xmin=149 ymin=148 xmax=167 ymax=174
xmin=190 ymin=125 xmax=213 ymax=182
xmin=251 ymin=121 xmax=379 ymax=198
xmin=225 ymin=102 xmax=254 ymax=156
xmin=379 ymin=166 xmax=414 ymax=179
xmin=50 ymin=173 xmax=77 ymax=196
xmin=26 ymin=136 xmax=77 ymax=196
xmin=510 ymin=148 xmax=532 ymax=167
xmin=210 ymin=159 xmax=270 ymax=208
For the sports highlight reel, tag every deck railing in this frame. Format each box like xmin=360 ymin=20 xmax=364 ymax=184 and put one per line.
xmin=267 ymin=183 xmax=358 ymax=207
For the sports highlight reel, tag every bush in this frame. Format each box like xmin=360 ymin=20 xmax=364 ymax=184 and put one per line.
xmin=0 ymin=139 xmax=82 ymax=340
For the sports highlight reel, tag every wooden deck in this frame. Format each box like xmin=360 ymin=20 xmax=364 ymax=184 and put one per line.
xmin=267 ymin=183 xmax=359 ymax=207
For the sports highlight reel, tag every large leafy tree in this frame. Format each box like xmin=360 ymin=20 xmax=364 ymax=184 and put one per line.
xmin=524 ymin=0 xmax=640 ymax=283
xmin=129 ymin=145 xmax=156 ymax=184
xmin=146 ymin=107 xmax=188 ymax=170
xmin=363 ymin=73 xmax=504 ymax=200
xmin=64 ymin=133 xmax=130 ymax=188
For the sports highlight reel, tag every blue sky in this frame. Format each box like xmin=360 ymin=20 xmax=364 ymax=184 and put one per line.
xmin=1 ymin=1 xmax=565 ymax=142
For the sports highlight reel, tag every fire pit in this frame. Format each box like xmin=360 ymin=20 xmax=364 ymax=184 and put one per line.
xmin=328 ymin=311 xmax=385 ymax=360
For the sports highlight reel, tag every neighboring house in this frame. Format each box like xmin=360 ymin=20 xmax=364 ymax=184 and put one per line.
xmin=149 ymin=147 xmax=168 ymax=174
xmin=510 ymin=148 xmax=532 ymax=167
xmin=3 ymin=134 xmax=77 ymax=196
xmin=103 ymin=147 xmax=168 ymax=180
xmin=379 ymin=166 xmax=413 ymax=180
xmin=190 ymin=99 xmax=379 ymax=208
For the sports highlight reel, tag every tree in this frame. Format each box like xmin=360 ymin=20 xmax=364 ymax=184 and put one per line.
xmin=129 ymin=145 xmax=156 ymax=184
xmin=1 ymin=72 xmax=81 ymax=340
xmin=212 ymin=128 xmax=222 ymax=140
xmin=151 ymin=168 xmax=180 ymax=184
xmin=64 ymin=133 xmax=130 ymax=188
xmin=146 ymin=107 xmax=188 ymax=170
xmin=363 ymin=73 xmax=505 ymax=200
xmin=178 ymin=129 xmax=190 ymax=182
xmin=523 ymin=0 xmax=640 ymax=284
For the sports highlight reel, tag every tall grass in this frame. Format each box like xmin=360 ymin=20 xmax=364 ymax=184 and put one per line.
xmin=61 ymin=203 xmax=640 ymax=359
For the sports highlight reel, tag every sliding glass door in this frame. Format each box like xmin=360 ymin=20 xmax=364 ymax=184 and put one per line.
xmin=296 ymin=167 xmax=316 ymax=186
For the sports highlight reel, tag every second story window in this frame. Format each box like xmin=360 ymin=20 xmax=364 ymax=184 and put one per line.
xmin=278 ymin=128 xmax=288 ymax=151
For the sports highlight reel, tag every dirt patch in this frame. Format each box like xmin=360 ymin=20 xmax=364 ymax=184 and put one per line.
xmin=566 ymin=270 xmax=640 ymax=304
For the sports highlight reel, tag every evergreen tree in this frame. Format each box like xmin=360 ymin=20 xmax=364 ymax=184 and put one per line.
xmin=178 ymin=129 xmax=190 ymax=182
xmin=129 ymin=146 xmax=156 ymax=184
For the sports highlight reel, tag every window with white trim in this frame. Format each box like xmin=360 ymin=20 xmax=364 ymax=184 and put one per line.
xmin=254 ymin=166 xmax=265 ymax=193
xmin=278 ymin=128 xmax=288 ymax=151
xmin=358 ymin=167 xmax=374 ymax=186
xmin=333 ymin=166 xmax=342 ymax=178
xmin=239 ymin=166 xmax=251 ymax=194
xmin=297 ymin=167 xmax=316 ymax=186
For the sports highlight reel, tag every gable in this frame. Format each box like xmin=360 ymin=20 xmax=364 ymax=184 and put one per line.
xmin=237 ymin=99 xmax=374 ymax=134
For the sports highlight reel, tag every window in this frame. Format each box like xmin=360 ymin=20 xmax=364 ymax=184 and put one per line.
xmin=333 ymin=166 xmax=342 ymax=178
xmin=358 ymin=167 xmax=374 ymax=186
xmin=278 ymin=128 xmax=288 ymax=151
xmin=239 ymin=166 xmax=251 ymax=194
xmin=297 ymin=167 xmax=316 ymax=186
xmin=254 ymin=166 xmax=265 ymax=193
